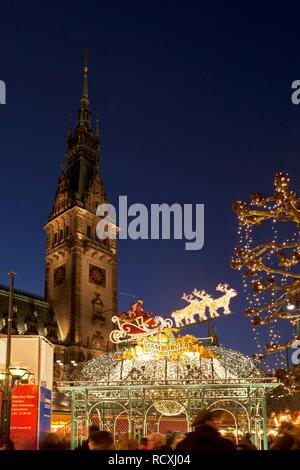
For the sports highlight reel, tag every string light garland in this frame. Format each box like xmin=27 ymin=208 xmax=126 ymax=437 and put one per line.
xmin=70 ymin=346 xmax=262 ymax=383
xmin=232 ymin=172 xmax=300 ymax=366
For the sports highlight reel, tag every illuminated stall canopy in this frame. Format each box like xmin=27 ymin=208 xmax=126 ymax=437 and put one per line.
xmin=59 ymin=293 xmax=278 ymax=450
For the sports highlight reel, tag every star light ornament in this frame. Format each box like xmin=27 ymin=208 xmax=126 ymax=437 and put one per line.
xmin=232 ymin=172 xmax=300 ymax=363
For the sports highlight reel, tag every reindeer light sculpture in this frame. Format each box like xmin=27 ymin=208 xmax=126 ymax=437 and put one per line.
xmin=171 ymin=284 xmax=237 ymax=328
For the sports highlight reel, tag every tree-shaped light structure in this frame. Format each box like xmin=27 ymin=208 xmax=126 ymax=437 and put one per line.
xmin=231 ymin=172 xmax=300 ymax=362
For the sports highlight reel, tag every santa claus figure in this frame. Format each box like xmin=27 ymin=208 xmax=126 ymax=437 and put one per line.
xmin=129 ymin=299 xmax=157 ymax=328
xmin=129 ymin=299 xmax=144 ymax=318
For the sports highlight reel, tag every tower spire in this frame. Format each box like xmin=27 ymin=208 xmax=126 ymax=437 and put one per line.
xmin=77 ymin=50 xmax=91 ymax=130
xmin=67 ymin=112 xmax=72 ymax=138
xmin=81 ymin=49 xmax=89 ymax=106
xmin=95 ymin=114 xmax=100 ymax=138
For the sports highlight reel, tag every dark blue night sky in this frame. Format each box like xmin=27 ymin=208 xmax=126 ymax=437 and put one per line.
xmin=1 ymin=2 xmax=300 ymax=357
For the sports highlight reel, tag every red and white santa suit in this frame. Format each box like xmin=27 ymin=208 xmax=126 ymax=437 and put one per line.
xmin=129 ymin=300 xmax=157 ymax=328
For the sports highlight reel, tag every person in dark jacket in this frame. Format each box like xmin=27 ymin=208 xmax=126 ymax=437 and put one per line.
xmin=75 ymin=425 xmax=100 ymax=451
xmin=237 ymin=432 xmax=257 ymax=450
xmin=88 ymin=431 xmax=114 ymax=450
xmin=40 ymin=433 xmax=69 ymax=450
xmin=0 ymin=438 xmax=15 ymax=450
xmin=176 ymin=408 xmax=236 ymax=451
xmin=270 ymin=422 xmax=300 ymax=450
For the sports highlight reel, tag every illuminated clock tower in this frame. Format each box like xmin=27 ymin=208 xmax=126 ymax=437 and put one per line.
xmin=44 ymin=60 xmax=117 ymax=361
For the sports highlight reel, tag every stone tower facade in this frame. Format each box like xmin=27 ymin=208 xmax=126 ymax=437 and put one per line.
xmin=44 ymin=61 xmax=117 ymax=362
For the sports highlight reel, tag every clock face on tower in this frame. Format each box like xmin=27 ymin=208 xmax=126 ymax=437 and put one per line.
xmin=53 ymin=264 xmax=66 ymax=287
xmin=89 ymin=264 xmax=106 ymax=287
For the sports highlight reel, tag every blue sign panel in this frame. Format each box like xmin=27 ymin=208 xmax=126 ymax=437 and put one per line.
xmin=39 ymin=386 xmax=52 ymax=446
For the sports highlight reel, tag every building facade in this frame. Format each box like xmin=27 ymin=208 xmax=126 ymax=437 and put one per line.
xmin=1 ymin=61 xmax=117 ymax=365
xmin=0 ymin=285 xmax=54 ymax=340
